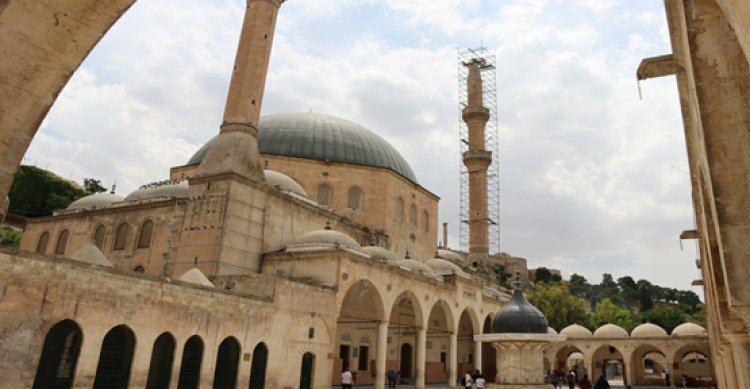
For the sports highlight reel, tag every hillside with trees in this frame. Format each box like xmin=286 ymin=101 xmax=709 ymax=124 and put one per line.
xmin=527 ymin=269 xmax=703 ymax=333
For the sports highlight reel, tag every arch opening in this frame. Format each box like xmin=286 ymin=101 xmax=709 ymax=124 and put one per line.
xmin=33 ymin=319 xmax=83 ymax=389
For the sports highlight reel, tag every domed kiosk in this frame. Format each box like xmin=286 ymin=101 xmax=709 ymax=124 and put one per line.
xmin=477 ymin=287 xmax=565 ymax=388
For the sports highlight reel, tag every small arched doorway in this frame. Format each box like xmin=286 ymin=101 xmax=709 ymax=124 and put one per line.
xmin=213 ymin=337 xmax=240 ymax=389
xmin=481 ymin=315 xmax=496 ymax=381
xmin=146 ymin=332 xmax=176 ymax=389
xmin=33 ymin=319 xmax=83 ymax=389
xmin=177 ymin=335 xmax=204 ymax=389
xmin=248 ymin=342 xmax=269 ymax=389
xmin=400 ymin=343 xmax=413 ymax=378
xmin=300 ymin=352 xmax=315 ymax=389
xmin=93 ymin=325 xmax=136 ymax=389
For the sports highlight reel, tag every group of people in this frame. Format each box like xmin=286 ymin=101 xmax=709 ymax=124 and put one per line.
xmin=548 ymin=369 xmax=611 ymax=389
xmin=462 ymin=369 xmax=487 ymax=389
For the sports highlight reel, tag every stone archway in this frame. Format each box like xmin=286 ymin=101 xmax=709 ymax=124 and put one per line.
xmin=456 ymin=308 xmax=480 ymax=378
xmin=591 ymin=344 xmax=626 ymax=386
xmin=388 ymin=291 xmax=422 ymax=383
xmin=673 ymin=344 xmax=715 ymax=387
xmin=554 ymin=344 xmax=587 ymax=377
xmin=630 ymin=344 xmax=668 ymax=386
xmin=426 ymin=300 xmax=456 ymax=386
xmin=481 ymin=315 xmax=496 ymax=382
xmin=333 ymin=279 xmax=386 ymax=386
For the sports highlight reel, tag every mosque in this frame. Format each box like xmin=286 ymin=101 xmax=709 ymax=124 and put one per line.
xmin=0 ymin=0 xmax=732 ymax=388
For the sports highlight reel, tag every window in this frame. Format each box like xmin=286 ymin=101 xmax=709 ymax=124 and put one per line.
xmin=54 ymin=230 xmax=69 ymax=255
xmin=213 ymin=337 xmax=240 ymax=389
xmin=113 ymin=223 xmax=129 ymax=250
xmin=347 ymin=186 xmax=362 ymax=211
xmin=137 ymin=220 xmax=154 ymax=249
xmin=93 ymin=225 xmax=106 ymax=250
xmin=421 ymin=210 xmax=429 ymax=233
xmin=36 ymin=232 xmax=50 ymax=254
xmin=145 ymin=333 xmax=175 ymax=389
xmin=316 ymin=183 xmax=331 ymax=206
xmin=33 ymin=319 xmax=83 ymax=389
xmin=93 ymin=325 xmax=135 ymax=389
xmin=396 ymin=197 xmax=404 ymax=225
xmin=408 ymin=205 xmax=416 ymax=229
xmin=177 ymin=336 xmax=204 ymax=389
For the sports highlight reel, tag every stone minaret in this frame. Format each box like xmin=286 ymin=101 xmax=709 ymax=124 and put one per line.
xmin=462 ymin=58 xmax=492 ymax=264
xmin=196 ymin=0 xmax=285 ymax=179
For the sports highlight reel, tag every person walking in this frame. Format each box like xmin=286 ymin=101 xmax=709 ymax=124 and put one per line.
xmin=579 ymin=374 xmax=592 ymax=389
xmin=566 ymin=369 xmax=577 ymax=389
xmin=463 ymin=370 xmax=473 ymax=389
xmin=341 ymin=367 xmax=354 ymax=389
xmin=593 ymin=374 xmax=610 ymax=389
xmin=386 ymin=369 xmax=399 ymax=388
xmin=475 ymin=374 xmax=486 ymax=389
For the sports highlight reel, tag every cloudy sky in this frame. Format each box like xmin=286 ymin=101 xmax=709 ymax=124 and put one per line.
xmin=25 ymin=0 xmax=701 ymax=293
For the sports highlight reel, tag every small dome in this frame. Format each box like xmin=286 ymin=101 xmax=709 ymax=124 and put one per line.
xmin=436 ymin=249 xmax=464 ymax=262
xmin=392 ymin=259 xmax=436 ymax=276
xmin=593 ymin=324 xmax=629 ymax=338
xmin=126 ymin=180 xmax=188 ymax=201
xmin=426 ymin=258 xmax=464 ymax=273
xmin=289 ymin=228 xmax=361 ymax=251
xmin=361 ymin=246 xmax=397 ymax=262
xmin=631 ymin=323 xmax=668 ymax=338
xmin=548 ymin=327 xmax=558 ymax=335
xmin=67 ymin=193 xmax=124 ymax=210
xmin=672 ymin=323 xmax=706 ymax=337
xmin=560 ymin=324 xmax=593 ymax=338
xmin=492 ymin=289 xmax=549 ymax=334
xmin=264 ymin=170 xmax=307 ymax=196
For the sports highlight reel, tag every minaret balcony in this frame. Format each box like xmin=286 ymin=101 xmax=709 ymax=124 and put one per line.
xmin=462 ymin=106 xmax=490 ymax=121
xmin=462 ymin=150 xmax=493 ymax=169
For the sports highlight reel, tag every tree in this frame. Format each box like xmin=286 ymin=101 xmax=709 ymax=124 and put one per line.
xmin=0 ymin=226 xmax=22 ymax=248
xmin=8 ymin=166 xmax=87 ymax=216
xmin=82 ymin=178 xmax=107 ymax=193
xmin=617 ymin=276 xmax=639 ymax=308
xmin=638 ymin=306 xmax=691 ymax=333
xmin=595 ymin=273 xmax=624 ymax=306
xmin=534 ymin=267 xmax=553 ymax=284
xmin=569 ymin=273 xmax=590 ymax=298
xmin=494 ymin=264 xmax=511 ymax=288
xmin=589 ymin=298 xmax=637 ymax=331
xmin=529 ymin=282 xmax=589 ymax=331
xmin=637 ymin=279 xmax=655 ymax=311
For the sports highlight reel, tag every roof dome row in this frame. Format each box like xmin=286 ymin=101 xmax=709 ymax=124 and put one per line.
xmin=67 ymin=192 xmax=125 ymax=211
xmin=558 ymin=322 xmax=706 ymax=338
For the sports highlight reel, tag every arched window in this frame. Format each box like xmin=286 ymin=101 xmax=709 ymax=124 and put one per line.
xmin=133 ymin=266 xmax=145 ymax=273
xmin=146 ymin=333 xmax=175 ymax=389
xmin=347 ymin=186 xmax=362 ymax=211
xmin=213 ymin=337 xmax=240 ymax=389
xmin=137 ymin=220 xmax=154 ymax=249
xmin=93 ymin=325 xmax=136 ymax=389
xmin=93 ymin=225 xmax=106 ymax=250
xmin=33 ymin=319 xmax=83 ymax=389
xmin=54 ymin=230 xmax=69 ymax=255
xmin=299 ymin=352 xmax=315 ymax=389
xmin=421 ymin=210 xmax=429 ymax=233
xmin=248 ymin=342 xmax=269 ymax=389
xmin=113 ymin=223 xmax=129 ymax=250
xmin=316 ymin=183 xmax=331 ymax=206
xmin=408 ymin=204 xmax=417 ymax=229
xmin=177 ymin=335 xmax=204 ymax=389
xmin=36 ymin=231 xmax=50 ymax=254
xmin=396 ymin=197 xmax=404 ymax=225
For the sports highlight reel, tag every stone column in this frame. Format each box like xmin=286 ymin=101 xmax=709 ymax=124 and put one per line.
xmin=416 ymin=327 xmax=427 ymax=389
xmin=474 ymin=339 xmax=483 ymax=374
xmin=449 ymin=332 xmax=458 ymax=388
xmin=726 ymin=333 xmax=750 ymax=389
xmin=461 ymin=59 xmax=492 ymax=264
xmin=196 ymin=0 xmax=284 ymax=180
xmin=375 ymin=322 xmax=389 ymax=389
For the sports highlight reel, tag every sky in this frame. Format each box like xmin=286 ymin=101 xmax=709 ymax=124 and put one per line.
xmin=24 ymin=0 xmax=702 ymax=294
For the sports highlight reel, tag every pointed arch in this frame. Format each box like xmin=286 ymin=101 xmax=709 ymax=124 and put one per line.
xmin=54 ymin=229 xmax=69 ymax=255
xmin=137 ymin=219 xmax=154 ymax=248
xmin=93 ymin=225 xmax=106 ymax=250
xmin=299 ymin=352 xmax=315 ymax=389
xmin=213 ymin=336 xmax=241 ymax=389
xmin=93 ymin=325 xmax=136 ymax=389
xmin=316 ymin=182 xmax=332 ymax=206
xmin=113 ymin=222 xmax=129 ymax=250
xmin=36 ymin=231 xmax=50 ymax=254
xmin=346 ymin=186 xmax=362 ymax=211
xmin=33 ymin=319 xmax=83 ymax=389
xmin=177 ymin=335 xmax=204 ymax=389
xmin=248 ymin=342 xmax=269 ymax=389
xmin=146 ymin=332 xmax=175 ymax=389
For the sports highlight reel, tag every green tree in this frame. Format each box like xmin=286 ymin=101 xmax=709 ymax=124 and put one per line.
xmin=8 ymin=166 xmax=87 ymax=217
xmin=82 ymin=178 xmax=107 ymax=193
xmin=638 ymin=306 xmax=691 ymax=333
xmin=494 ymin=264 xmax=510 ymax=288
xmin=0 ymin=226 xmax=22 ymax=248
xmin=569 ymin=273 xmax=591 ymax=299
xmin=617 ymin=276 xmax=639 ymax=308
xmin=589 ymin=298 xmax=637 ymax=331
xmin=529 ymin=282 xmax=589 ymax=331
xmin=637 ymin=279 xmax=655 ymax=311
xmin=534 ymin=267 xmax=553 ymax=284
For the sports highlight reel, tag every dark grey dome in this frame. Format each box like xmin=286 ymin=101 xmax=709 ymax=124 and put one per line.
xmin=188 ymin=112 xmax=417 ymax=182
xmin=492 ymin=289 xmax=549 ymax=334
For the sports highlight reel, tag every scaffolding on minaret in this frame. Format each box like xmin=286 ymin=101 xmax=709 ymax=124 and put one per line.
xmin=458 ymin=46 xmax=500 ymax=255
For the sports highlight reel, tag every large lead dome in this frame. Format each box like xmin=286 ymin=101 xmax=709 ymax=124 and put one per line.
xmin=492 ymin=289 xmax=549 ymax=334
xmin=188 ymin=112 xmax=417 ymax=182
